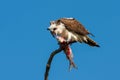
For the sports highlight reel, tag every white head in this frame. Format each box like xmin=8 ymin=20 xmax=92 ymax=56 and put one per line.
xmin=47 ymin=21 xmax=65 ymax=36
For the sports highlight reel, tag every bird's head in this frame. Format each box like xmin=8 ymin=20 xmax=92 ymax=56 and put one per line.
xmin=47 ymin=20 xmax=65 ymax=36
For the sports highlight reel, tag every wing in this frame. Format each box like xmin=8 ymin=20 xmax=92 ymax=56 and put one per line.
xmin=57 ymin=18 xmax=90 ymax=35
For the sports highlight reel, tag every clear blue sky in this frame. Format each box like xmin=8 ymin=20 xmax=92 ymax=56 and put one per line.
xmin=0 ymin=0 xmax=119 ymax=80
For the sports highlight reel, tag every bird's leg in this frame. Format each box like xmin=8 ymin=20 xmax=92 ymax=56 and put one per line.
xmin=56 ymin=35 xmax=66 ymax=43
xmin=63 ymin=45 xmax=77 ymax=71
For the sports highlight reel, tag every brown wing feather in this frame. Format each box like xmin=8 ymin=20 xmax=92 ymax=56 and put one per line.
xmin=57 ymin=18 xmax=90 ymax=35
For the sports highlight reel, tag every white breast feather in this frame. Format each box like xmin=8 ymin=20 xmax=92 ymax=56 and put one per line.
xmin=67 ymin=31 xmax=78 ymax=42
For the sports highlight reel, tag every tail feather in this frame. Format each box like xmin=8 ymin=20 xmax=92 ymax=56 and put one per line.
xmin=85 ymin=36 xmax=100 ymax=47
xmin=78 ymin=36 xmax=100 ymax=47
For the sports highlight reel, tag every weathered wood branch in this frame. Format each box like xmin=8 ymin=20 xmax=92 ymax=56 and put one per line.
xmin=44 ymin=48 xmax=63 ymax=80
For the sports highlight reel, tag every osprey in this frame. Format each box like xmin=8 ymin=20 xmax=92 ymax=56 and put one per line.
xmin=47 ymin=18 xmax=100 ymax=70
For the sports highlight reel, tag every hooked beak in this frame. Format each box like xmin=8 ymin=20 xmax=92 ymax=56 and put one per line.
xmin=47 ymin=28 xmax=50 ymax=31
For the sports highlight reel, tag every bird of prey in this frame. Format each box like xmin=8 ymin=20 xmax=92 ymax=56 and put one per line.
xmin=47 ymin=18 xmax=100 ymax=70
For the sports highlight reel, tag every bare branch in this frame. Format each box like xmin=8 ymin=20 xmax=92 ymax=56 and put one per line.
xmin=44 ymin=48 xmax=63 ymax=80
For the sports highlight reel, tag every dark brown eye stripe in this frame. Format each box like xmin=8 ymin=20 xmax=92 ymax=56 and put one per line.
xmin=53 ymin=28 xmax=57 ymax=30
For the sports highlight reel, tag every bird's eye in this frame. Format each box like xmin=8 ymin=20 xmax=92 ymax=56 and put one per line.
xmin=53 ymin=28 xmax=57 ymax=30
